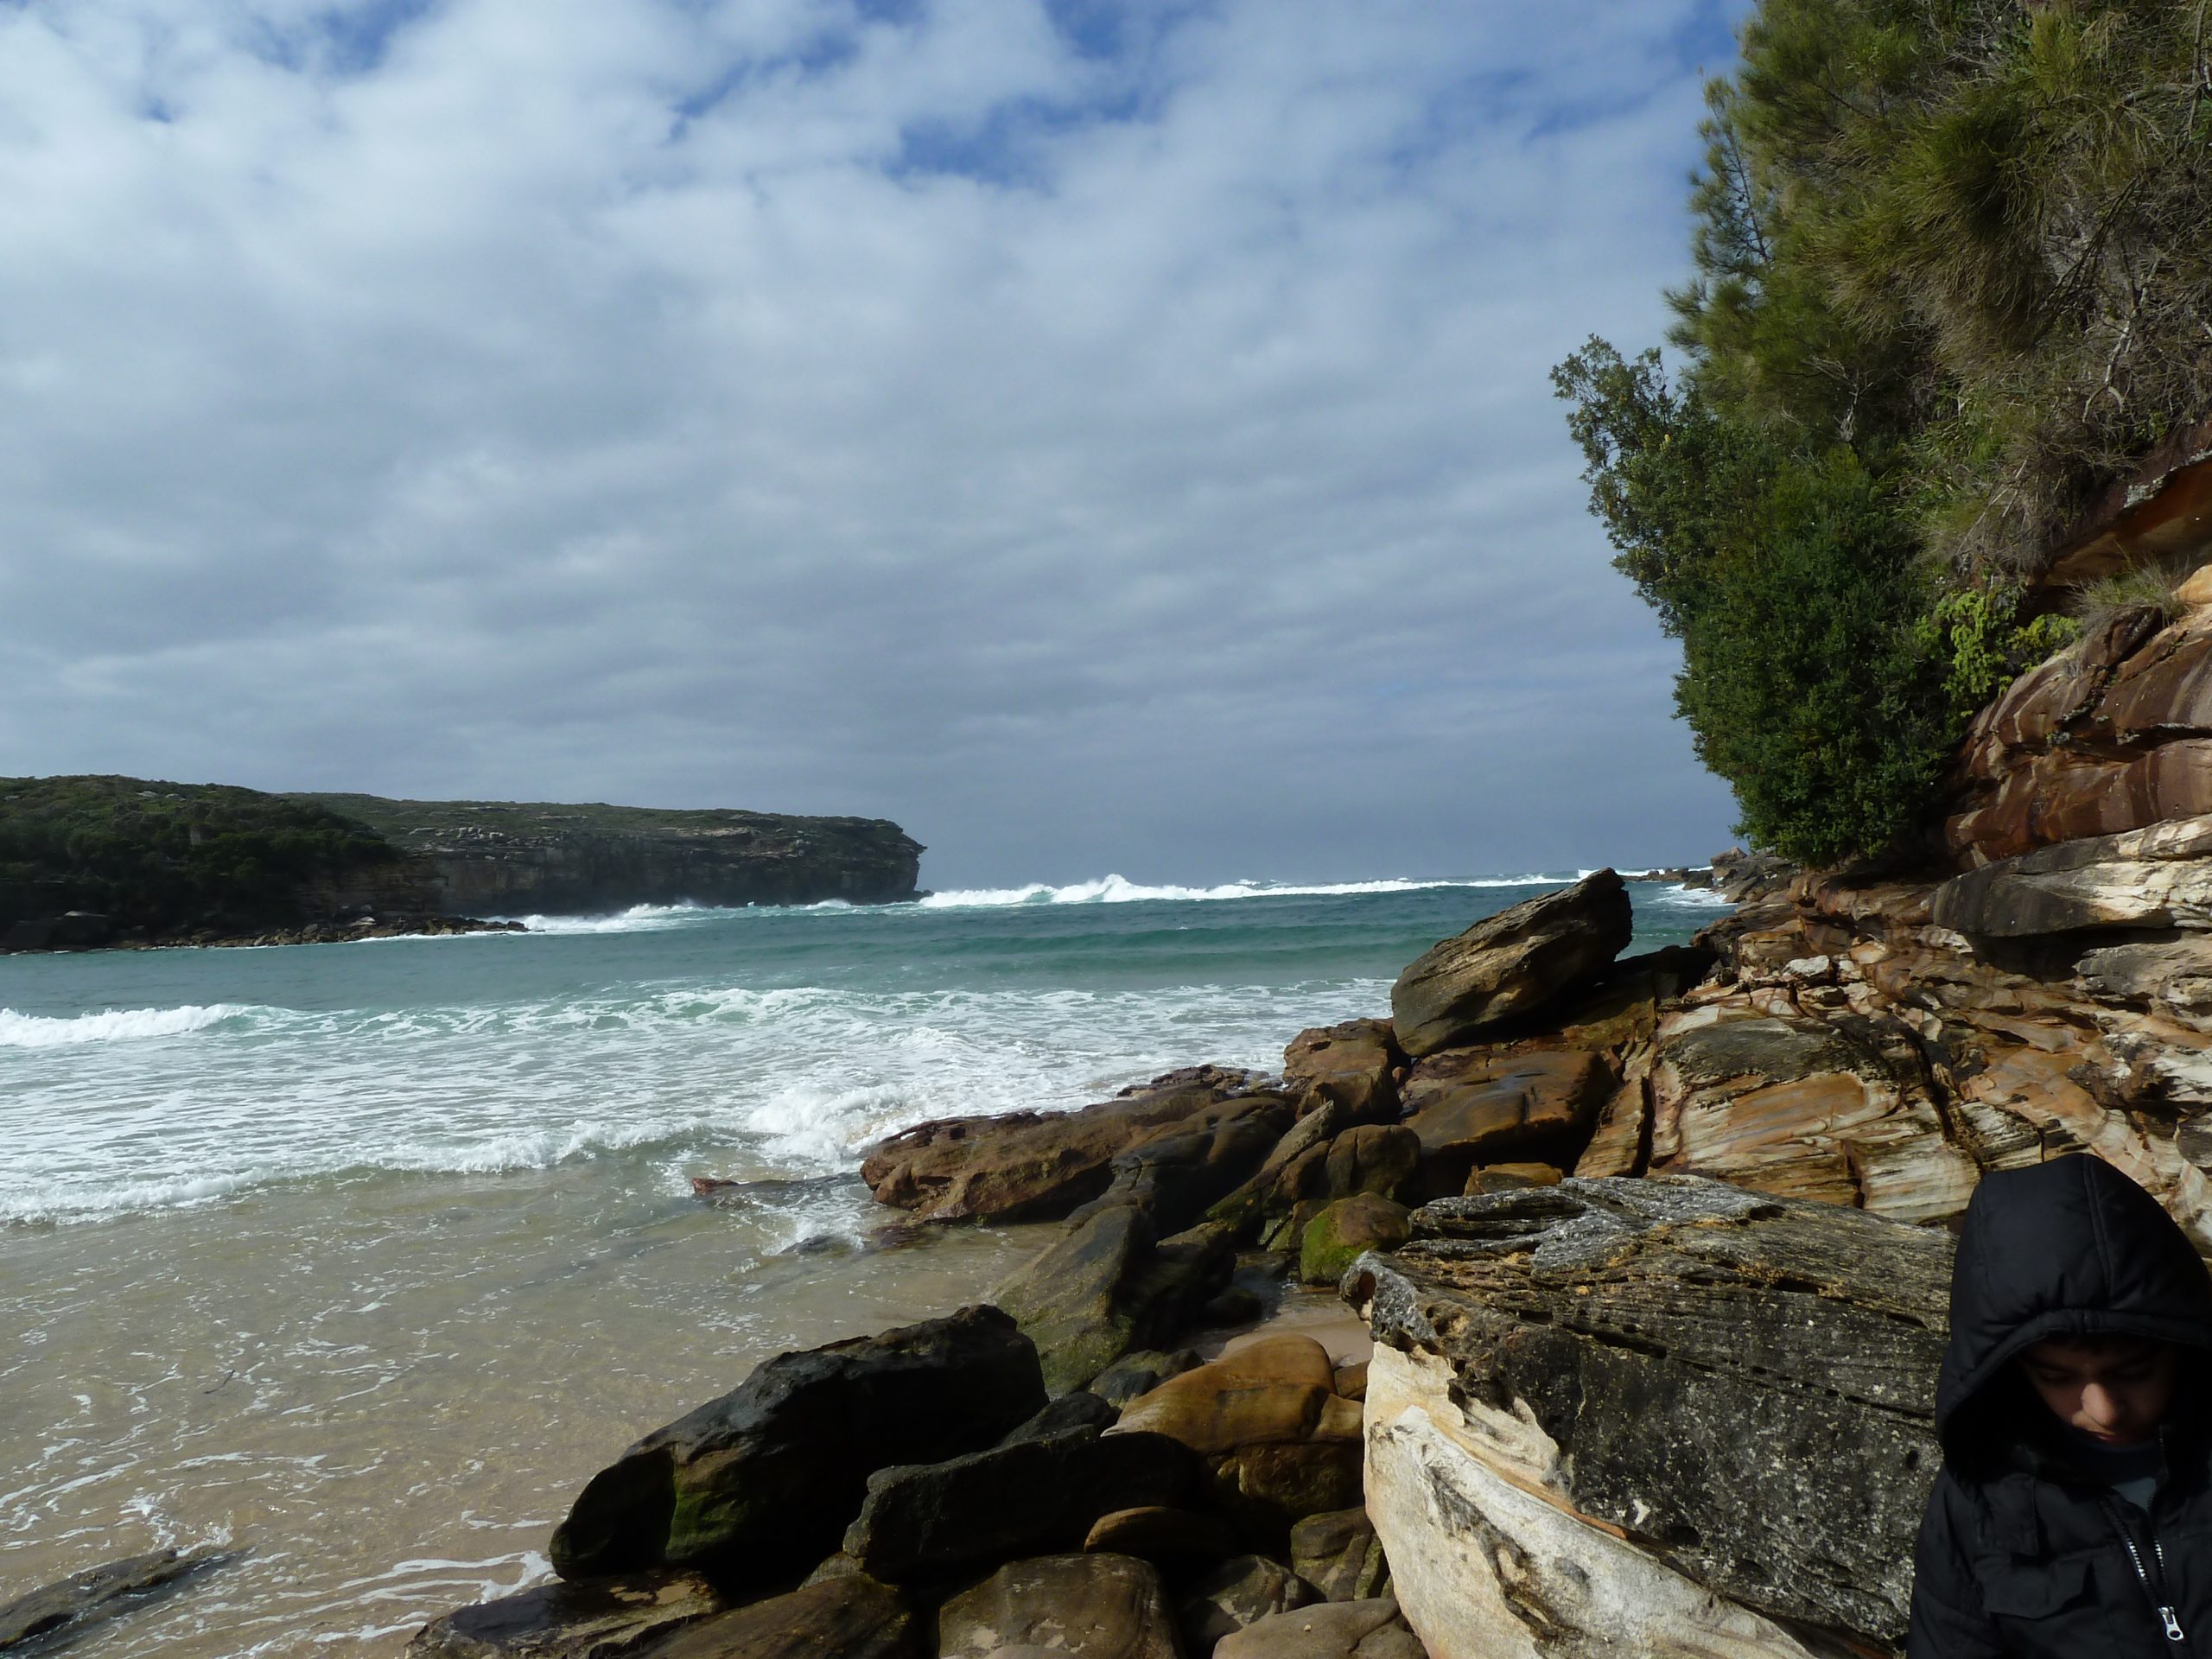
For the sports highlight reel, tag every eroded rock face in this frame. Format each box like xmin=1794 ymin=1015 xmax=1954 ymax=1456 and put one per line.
xmin=1350 ymin=1176 xmax=1948 ymax=1656
xmin=547 ymin=1305 xmax=1046 ymax=1587
xmin=1389 ymin=871 xmax=1633 ymax=1058
xmin=1659 ymin=868 xmax=2212 ymax=1243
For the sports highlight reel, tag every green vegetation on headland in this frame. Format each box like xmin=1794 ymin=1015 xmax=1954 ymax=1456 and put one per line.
xmin=1557 ymin=0 xmax=2211 ymax=865
xmin=0 ymin=775 xmax=404 ymax=945
xmin=0 ymin=776 xmax=925 ymax=949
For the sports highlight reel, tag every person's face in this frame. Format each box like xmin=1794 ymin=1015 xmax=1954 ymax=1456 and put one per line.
xmin=2018 ymin=1338 xmax=2178 ymax=1446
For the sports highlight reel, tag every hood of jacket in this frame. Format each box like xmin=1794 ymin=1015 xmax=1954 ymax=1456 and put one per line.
xmin=1936 ymin=1155 xmax=2212 ymax=1462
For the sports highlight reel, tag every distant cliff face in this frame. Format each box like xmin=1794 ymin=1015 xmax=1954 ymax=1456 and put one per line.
xmin=291 ymin=795 xmax=925 ymax=915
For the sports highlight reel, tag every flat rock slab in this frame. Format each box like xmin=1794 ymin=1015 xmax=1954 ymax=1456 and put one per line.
xmin=935 ymin=1554 xmax=1180 ymax=1659
xmin=0 ymin=1548 xmax=235 ymax=1653
xmin=407 ymin=1569 xmax=722 ymax=1657
xmin=629 ymin=1575 xmax=912 ymax=1658
xmin=1350 ymin=1174 xmax=1948 ymax=1655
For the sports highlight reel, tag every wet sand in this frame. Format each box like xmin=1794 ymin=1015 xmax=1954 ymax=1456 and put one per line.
xmin=0 ymin=1166 xmax=1037 ymax=1658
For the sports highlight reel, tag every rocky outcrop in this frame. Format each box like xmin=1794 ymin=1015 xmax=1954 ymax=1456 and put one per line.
xmin=1630 ymin=866 xmax=2212 ymax=1242
xmin=1944 ymin=593 xmax=2212 ymax=866
xmin=1348 ymin=1176 xmax=1948 ymax=1657
xmin=1389 ymin=870 xmax=1634 ymax=1058
xmin=296 ymin=792 xmax=923 ymax=912
xmin=863 ymin=1069 xmax=1283 ymax=1225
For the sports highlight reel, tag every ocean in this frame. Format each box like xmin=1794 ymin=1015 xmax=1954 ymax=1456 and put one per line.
xmin=0 ymin=873 xmax=1726 ymax=1656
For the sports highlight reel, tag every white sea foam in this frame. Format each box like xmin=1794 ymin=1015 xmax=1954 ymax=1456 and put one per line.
xmin=491 ymin=902 xmax=734 ymax=935
xmin=915 ymin=873 xmax=1578 ymax=908
xmin=0 ymin=976 xmax=1396 ymax=1223
xmin=0 ymin=1003 xmax=257 ymax=1049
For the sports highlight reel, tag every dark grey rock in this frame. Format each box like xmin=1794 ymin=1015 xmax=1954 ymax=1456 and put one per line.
xmin=0 ymin=1548 xmax=234 ymax=1653
xmin=841 ymin=1427 xmax=1198 ymax=1581
xmin=548 ymin=1304 xmax=1045 ymax=1587
xmin=1349 ymin=1173 xmax=1950 ymax=1647
xmin=626 ymin=1574 xmax=912 ymax=1658
xmin=993 ymin=1208 xmax=1234 ymax=1395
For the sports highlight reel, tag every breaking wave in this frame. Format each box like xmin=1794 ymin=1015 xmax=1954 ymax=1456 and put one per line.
xmin=916 ymin=873 xmax=1584 ymax=909
xmin=0 ymin=1003 xmax=259 ymax=1049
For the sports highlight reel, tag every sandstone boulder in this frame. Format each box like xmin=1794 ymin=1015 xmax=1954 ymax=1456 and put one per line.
xmin=1289 ymin=1507 xmax=1387 ymax=1602
xmin=1398 ymin=1047 xmax=1610 ymax=1197
xmin=935 ymin=1554 xmax=1180 ymax=1659
xmin=1111 ymin=1336 xmax=1364 ymax=1538
xmin=1071 ymin=1093 xmax=1294 ymax=1235
xmin=1082 ymin=1505 xmax=1243 ymax=1568
xmin=1299 ymin=1194 xmax=1410 ymax=1287
xmin=628 ymin=1576 xmax=912 ymax=1658
xmin=1388 ymin=870 xmax=1632 ymax=1058
xmin=861 ymin=1071 xmax=1263 ymax=1224
xmin=992 ymin=1207 xmax=1234 ymax=1395
xmin=1350 ymin=1175 xmax=1948 ymax=1657
xmin=1283 ymin=1020 xmax=1402 ymax=1122
xmin=1322 ymin=1125 xmax=1419 ymax=1203
xmin=548 ymin=1305 xmax=1045 ymax=1586
xmin=1175 ymin=1554 xmax=1317 ymax=1649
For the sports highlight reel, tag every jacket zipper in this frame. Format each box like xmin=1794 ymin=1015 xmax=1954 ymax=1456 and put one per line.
xmin=2103 ymin=1496 xmax=2187 ymax=1643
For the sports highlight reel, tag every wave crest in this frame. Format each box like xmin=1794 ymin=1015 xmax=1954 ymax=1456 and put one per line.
xmin=915 ymin=873 xmax=1583 ymax=909
xmin=0 ymin=1004 xmax=257 ymax=1049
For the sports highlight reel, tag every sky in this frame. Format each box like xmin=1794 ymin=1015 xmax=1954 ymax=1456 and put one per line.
xmin=2 ymin=0 xmax=1751 ymax=888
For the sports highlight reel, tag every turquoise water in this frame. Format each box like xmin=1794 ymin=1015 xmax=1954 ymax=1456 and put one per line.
xmin=0 ymin=874 xmax=1726 ymax=1657
xmin=0 ymin=875 xmax=1723 ymax=1226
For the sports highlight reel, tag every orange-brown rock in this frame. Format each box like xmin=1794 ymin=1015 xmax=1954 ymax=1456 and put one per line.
xmin=1398 ymin=1046 xmax=1611 ymax=1197
xmin=1282 ymin=1019 xmax=1401 ymax=1122
xmin=861 ymin=1070 xmax=1281 ymax=1224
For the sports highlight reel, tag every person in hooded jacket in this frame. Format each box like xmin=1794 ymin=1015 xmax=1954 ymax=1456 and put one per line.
xmin=1911 ymin=1154 xmax=2212 ymax=1656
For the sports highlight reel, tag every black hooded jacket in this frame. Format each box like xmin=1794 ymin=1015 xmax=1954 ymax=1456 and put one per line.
xmin=1910 ymin=1156 xmax=2212 ymax=1656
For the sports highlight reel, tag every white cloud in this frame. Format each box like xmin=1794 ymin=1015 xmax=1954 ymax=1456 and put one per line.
xmin=2 ymin=0 xmax=1747 ymax=883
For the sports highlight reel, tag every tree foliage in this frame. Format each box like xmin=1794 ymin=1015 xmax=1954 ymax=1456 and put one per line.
xmin=0 ymin=776 xmax=399 ymax=936
xmin=1559 ymin=0 xmax=2212 ymax=864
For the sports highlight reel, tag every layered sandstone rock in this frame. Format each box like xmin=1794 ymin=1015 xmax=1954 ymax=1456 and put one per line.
xmin=1348 ymin=1176 xmax=1949 ymax=1658
xmin=1389 ymin=870 xmax=1633 ymax=1057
